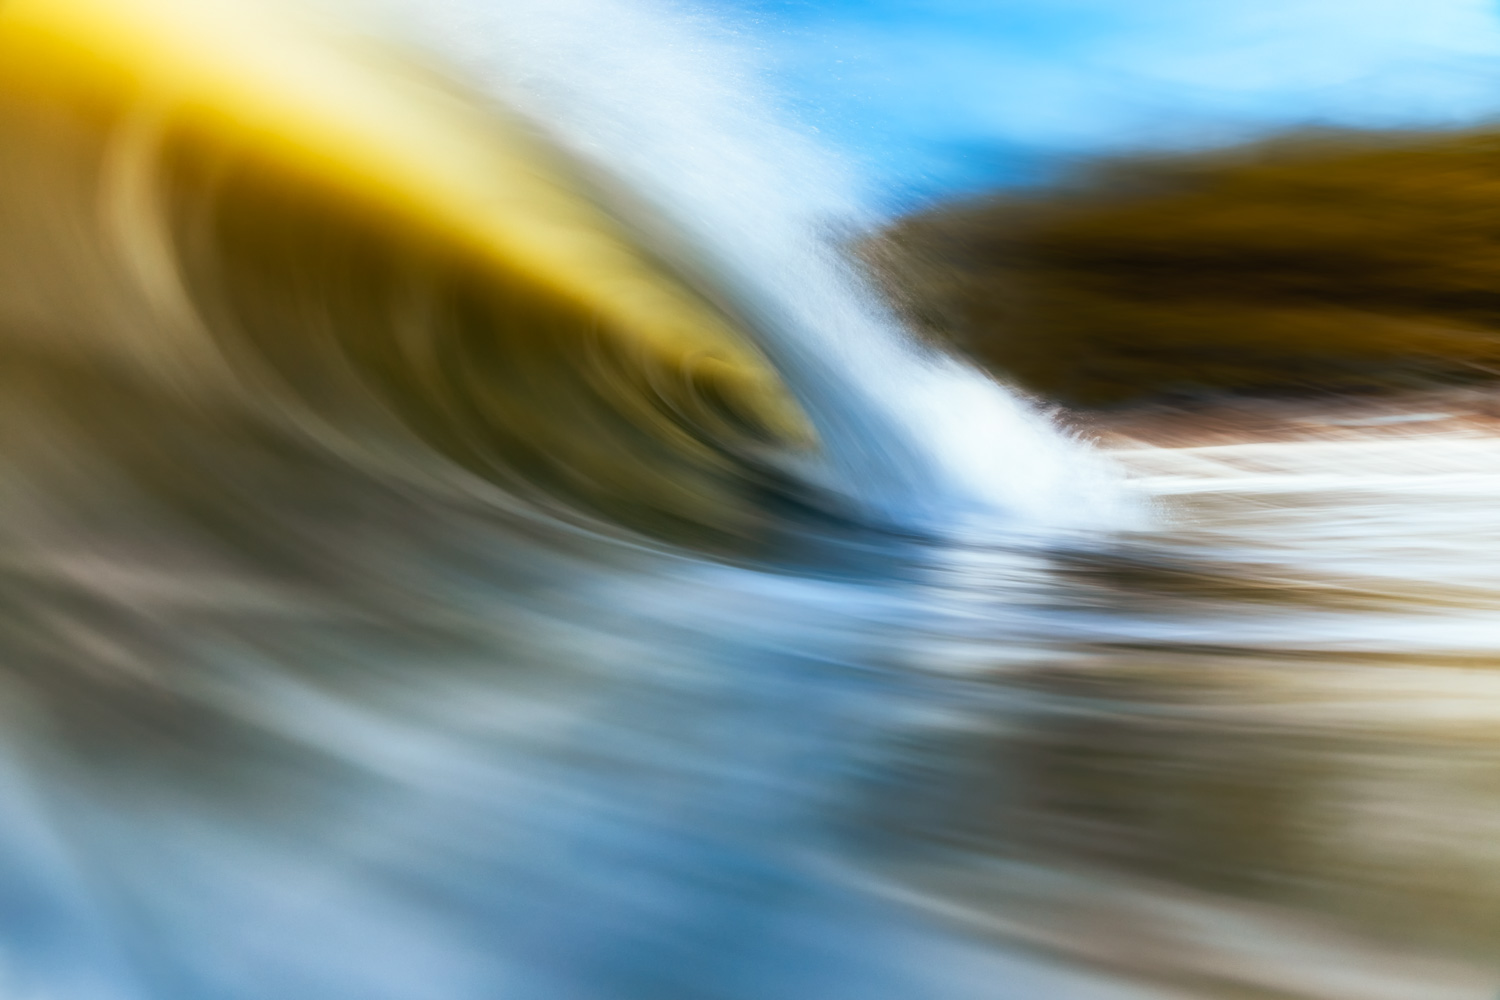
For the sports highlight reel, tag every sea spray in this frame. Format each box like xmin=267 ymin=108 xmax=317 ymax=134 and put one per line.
xmin=0 ymin=1 xmax=1107 ymax=999
xmin=3 ymin=3 xmax=1498 ymax=998
xmin=378 ymin=0 xmax=1111 ymax=529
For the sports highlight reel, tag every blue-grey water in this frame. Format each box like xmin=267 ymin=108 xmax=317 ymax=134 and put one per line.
xmin=0 ymin=2 xmax=1496 ymax=998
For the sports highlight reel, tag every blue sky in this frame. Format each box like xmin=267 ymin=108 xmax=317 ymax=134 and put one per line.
xmin=718 ymin=0 xmax=1500 ymax=205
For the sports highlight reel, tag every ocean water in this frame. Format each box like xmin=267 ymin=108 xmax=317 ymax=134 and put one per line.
xmin=0 ymin=1 xmax=1494 ymax=998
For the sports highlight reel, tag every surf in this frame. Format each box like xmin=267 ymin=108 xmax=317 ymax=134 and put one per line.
xmin=0 ymin=1 xmax=1103 ymax=998
xmin=8 ymin=1 xmax=1493 ymax=999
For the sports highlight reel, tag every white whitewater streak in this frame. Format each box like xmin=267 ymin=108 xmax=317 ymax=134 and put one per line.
xmin=363 ymin=0 xmax=1121 ymax=531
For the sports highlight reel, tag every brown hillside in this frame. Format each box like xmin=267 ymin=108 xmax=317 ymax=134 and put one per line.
xmin=870 ymin=129 xmax=1500 ymax=406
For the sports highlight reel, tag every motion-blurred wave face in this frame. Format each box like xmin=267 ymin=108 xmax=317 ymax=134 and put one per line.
xmin=1 ymin=1 xmax=1498 ymax=999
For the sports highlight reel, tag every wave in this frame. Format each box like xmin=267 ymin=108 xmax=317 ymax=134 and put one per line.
xmin=0 ymin=2 xmax=1103 ymax=998
xmin=17 ymin=3 xmax=1489 ymax=999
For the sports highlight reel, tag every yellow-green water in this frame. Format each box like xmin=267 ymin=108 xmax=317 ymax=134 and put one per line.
xmin=1 ymin=1 xmax=1497 ymax=999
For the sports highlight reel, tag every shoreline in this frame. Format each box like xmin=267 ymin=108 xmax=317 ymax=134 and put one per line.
xmin=1059 ymin=388 xmax=1500 ymax=450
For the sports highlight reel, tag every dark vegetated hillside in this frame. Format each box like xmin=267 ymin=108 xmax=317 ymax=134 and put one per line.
xmin=869 ymin=128 xmax=1500 ymax=406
